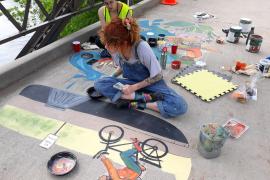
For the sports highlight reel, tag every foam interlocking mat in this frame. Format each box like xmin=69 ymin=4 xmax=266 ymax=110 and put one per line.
xmin=172 ymin=69 xmax=237 ymax=102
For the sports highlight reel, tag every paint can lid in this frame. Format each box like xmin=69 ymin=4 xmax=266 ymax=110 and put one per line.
xmin=240 ymin=18 xmax=252 ymax=24
xmin=146 ymin=32 xmax=155 ymax=36
xmin=230 ymin=26 xmax=242 ymax=32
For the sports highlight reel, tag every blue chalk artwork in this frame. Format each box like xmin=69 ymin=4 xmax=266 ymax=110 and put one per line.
xmin=69 ymin=51 xmax=103 ymax=80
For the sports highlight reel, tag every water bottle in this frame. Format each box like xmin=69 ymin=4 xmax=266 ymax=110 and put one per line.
xmin=160 ymin=47 xmax=167 ymax=70
xmin=246 ymin=26 xmax=255 ymax=45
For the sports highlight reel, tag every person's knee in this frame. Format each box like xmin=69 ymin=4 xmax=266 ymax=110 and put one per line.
xmin=94 ymin=77 xmax=113 ymax=92
xmin=93 ymin=79 xmax=103 ymax=92
xmin=162 ymin=96 xmax=188 ymax=117
xmin=173 ymin=96 xmax=188 ymax=115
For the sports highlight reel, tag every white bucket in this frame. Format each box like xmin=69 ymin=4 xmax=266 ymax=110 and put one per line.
xmin=239 ymin=18 xmax=252 ymax=33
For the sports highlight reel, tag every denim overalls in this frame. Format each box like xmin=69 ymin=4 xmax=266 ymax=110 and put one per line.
xmin=94 ymin=46 xmax=187 ymax=118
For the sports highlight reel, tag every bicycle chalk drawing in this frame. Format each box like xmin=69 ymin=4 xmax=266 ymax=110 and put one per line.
xmin=94 ymin=125 xmax=169 ymax=180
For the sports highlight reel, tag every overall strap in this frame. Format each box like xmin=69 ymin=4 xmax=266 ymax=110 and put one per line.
xmin=134 ymin=40 xmax=143 ymax=60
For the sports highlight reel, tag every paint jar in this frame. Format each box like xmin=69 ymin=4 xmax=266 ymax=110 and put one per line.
xmin=227 ymin=26 xmax=242 ymax=43
xmin=239 ymin=18 xmax=252 ymax=33
xmin=246 ymin=34 xmax=263 ymax=53
xmin=72 ymin=41 xmax=81 ymax=52
xmin=198 ymin=123 xmax=229 ymax=159
xmin=258 ymin=59 xmax=270 ymax=74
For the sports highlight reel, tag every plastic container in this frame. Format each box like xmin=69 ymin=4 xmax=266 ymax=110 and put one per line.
xmin=72 ymin=41 xmax=81 ymax=52
xmin=171 ymin=45 xmax=178 ymax=54
xmin=198 ymin=124 xmax=229 ymax=159
xmin=171 ymin=60 xmax=181 ymax=69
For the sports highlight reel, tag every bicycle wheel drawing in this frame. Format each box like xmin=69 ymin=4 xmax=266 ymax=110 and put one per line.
xmin=99 ymin=125 xmax=124 ymax=143
xmin=141 ymin=138 xmax=168 ymax=159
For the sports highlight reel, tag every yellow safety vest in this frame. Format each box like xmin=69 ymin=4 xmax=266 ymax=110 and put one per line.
xmin=104 ymin=2 xmax=132 ymax=23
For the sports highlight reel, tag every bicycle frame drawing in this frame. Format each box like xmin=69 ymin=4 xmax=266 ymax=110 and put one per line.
xmin=93 ymin=125 xmax=169 ymax=168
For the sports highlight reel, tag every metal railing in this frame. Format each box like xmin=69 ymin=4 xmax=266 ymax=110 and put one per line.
xmin=0 ymin=0 xmax=140 ymax=59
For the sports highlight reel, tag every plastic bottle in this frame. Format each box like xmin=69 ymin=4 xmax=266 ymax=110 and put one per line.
xmin=160 ymin=47 xmax=168 ymax=70
xmin=246 ymin=26 xmax=255 ymax=45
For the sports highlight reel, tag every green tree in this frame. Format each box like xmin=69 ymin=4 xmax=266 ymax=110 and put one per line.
xmin=1 ymin=0 xmax=140 ymax=38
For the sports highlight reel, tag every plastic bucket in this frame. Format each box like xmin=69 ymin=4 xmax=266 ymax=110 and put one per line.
xmin=198 ymin=124 xmax=229 ymax=159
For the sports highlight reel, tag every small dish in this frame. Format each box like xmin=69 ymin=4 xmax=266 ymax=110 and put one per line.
xmin=47 ymin=151 xmax=77 ymax=176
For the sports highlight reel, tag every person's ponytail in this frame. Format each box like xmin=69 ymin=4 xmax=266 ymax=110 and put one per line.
xmin=122 ymin=18 xmax=140 ymax=45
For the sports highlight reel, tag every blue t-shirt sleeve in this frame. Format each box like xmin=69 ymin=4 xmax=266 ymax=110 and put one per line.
xmin=137 ymin=41 xmax=162 ymax=77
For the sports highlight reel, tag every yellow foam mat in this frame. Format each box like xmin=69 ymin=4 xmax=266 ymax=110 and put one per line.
xmin=174 ymin=69 xmax=237 ymax=102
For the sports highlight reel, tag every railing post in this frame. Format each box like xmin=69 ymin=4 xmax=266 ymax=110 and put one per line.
xmin=72 ymin=0 xmax=81 ymax=11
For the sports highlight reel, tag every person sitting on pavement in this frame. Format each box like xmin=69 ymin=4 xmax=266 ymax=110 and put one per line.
xmin=94 ymin=18 xmax=188 ymax=118
xmin=95 ymin=0 xmax=133 ymax=58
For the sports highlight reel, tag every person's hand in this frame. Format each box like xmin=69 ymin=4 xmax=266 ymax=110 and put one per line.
xmin=122 ymin=84 xmax=136 ymax=95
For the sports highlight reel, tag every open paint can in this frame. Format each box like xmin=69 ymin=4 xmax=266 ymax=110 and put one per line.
xmin=226 ymin=26 xmax=242 ymax=43
xmin=239 ymin=18 xmax=252 ymax=33
xmin=246 ymin=34 xmax=263 ymax=53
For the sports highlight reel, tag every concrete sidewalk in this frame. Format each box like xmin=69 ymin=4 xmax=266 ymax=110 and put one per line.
xmin=0 ymin=0 xmax=270 ymax=179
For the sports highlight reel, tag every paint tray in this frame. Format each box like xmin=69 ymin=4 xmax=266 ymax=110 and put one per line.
xmin=223 ymin=119 xmax=249 ymax=138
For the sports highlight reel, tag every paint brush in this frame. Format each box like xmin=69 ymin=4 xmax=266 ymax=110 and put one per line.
xmin=39 ymin=122 xmax=67 ymax=149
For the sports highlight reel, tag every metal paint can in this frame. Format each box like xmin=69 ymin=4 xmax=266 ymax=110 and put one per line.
xmin=239 ymin=18 xmax=252 ymax=33
xmin=246 ymin=34 xmax=263 ymax=53
xmin=258 ymin=59 xmax=270 ymax=74
xmin=226 ymin=26 xmax=242 ymax=43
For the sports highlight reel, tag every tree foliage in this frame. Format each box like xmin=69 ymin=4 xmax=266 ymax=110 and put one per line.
xmin=1 ymin=0 xmax=139 ymax=38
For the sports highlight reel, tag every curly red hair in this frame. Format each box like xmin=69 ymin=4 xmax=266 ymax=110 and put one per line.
xmin=99 ymin=18 xmax=140 ymax=52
